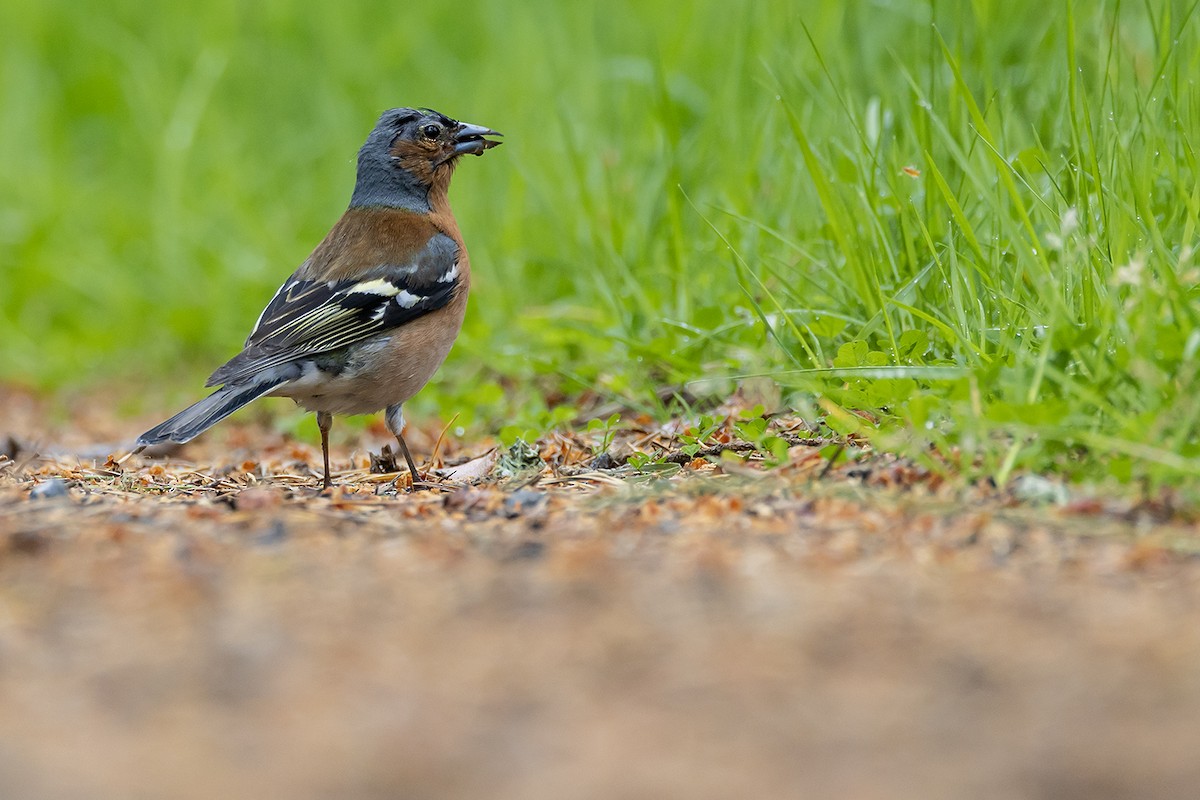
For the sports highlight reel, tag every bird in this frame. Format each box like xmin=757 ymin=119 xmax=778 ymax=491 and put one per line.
xmin=135 ymin=107 xmax=502 ymax=489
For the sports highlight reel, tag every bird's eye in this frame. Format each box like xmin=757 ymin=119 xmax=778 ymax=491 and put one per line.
xmin=421 ymin=124 xmax=442 ymax=140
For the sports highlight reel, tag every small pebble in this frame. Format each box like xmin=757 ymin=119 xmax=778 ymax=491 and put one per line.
xmin=253 ymin=520 xmax=289 ymax=547
xmin=589 ymin=452 xmax=621 ymax=470
xmin=29 ymin=478 xmax=70 ymax=500
xmin=1010 ymin=475 xmax=1069 ymax=506
xmin=504 ymin=489 xmax=547 ymax=518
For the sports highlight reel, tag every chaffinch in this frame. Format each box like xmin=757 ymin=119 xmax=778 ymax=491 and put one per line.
xmin=136 ymin=107 xmax=502 ymax=489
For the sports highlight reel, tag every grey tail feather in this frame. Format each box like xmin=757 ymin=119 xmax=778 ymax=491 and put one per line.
xmin=136 ymin=378 xmax=286 ymax=448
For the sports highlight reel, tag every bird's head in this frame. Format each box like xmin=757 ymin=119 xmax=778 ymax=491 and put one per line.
xmin=351 ymin=107 xmax=501 ymax=210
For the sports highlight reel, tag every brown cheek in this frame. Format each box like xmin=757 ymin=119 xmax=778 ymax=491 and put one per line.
xmin=389 ymin=141 xmax=437 ymax=182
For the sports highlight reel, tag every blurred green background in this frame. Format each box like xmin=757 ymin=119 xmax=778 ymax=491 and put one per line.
xmin=2 ymin=0 xmax=1198 ymax=484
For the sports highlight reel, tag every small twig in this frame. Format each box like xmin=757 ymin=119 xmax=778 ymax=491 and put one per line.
xmin=429 ymin=413 xmax=460 ymax=470
xmin=817 ymin=442 xmax=846 ymax=480
xmin=658 ymin=433 xmax=828 ymax=466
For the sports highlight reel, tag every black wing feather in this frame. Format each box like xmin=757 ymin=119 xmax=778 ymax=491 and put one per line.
xmin=207 ymin=234 xmax=459 ymax=387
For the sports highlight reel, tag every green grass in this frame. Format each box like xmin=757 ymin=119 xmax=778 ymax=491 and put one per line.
xmin=2 ymin=0 xmax=1198 ymax=487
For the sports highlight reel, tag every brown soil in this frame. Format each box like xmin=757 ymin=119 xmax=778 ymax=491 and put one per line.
xmin=2 ymin=391 xmax=1199 ymax=800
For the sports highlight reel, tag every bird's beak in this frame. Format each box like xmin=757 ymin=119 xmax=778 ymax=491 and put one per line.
xmin=453 ymin=122 xmax=503 ymax=156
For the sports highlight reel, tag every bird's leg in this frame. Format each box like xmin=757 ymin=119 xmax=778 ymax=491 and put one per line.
xmin=394 ymin=432 xmax=421 ymax=487
xmin=385 ymin=404 xmax=421 ymax=490
xmin=317 ymin=411 xmax=334 ymax=489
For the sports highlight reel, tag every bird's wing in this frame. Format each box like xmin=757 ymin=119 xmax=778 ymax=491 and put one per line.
xmin=206 ymin=232 xmax=460 ymax=387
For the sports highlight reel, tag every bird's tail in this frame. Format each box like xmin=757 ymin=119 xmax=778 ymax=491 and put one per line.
xmin=136 ymin=379 xmax=286 ymax=448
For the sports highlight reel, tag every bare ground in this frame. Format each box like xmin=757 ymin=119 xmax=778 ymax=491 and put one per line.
xmin=2 ymin=389 xmax=1199 ymax=799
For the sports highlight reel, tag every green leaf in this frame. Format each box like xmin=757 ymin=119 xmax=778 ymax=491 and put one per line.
xmin=897 ymin=330 xmax=930 ymax=360
xmin=834 ymin=341 xmax=870 ymax=368
xmin=735 ymin=417 xmax=768 ymax=440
